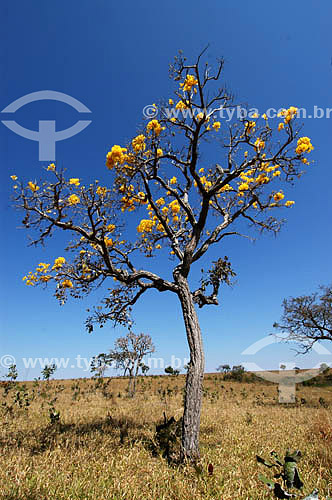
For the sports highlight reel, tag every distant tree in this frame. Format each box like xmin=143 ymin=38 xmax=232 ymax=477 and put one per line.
xmin=140 ymin=363 xmax=150 ymax=375
xmin=274 ymin=284 xmax=332 ymax=353
xmin=6 ymin=364 xmax=18 ymax=382
xmin=224 ymin=364 xmax=245 ymax=381
xmin=217 ymin=364 xmax=231 ymax=373
xmin=320 ymin=363 xmax=330 ymax=374
xmin=280 ymin=364 xmax=286 ymax=370
xmin=165 ymin=366 xmax=179 ymax=375
xmin=41 ymin=363 xmax=57 ymax=381
xmin=93 ymin=332 xmax=155 ymax=395
xmin=90 ymin=354 xmax=109 ymax=378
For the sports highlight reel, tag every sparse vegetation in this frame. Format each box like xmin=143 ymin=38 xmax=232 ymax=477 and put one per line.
xmin=1 ymin=370 xmax=331 ymax=499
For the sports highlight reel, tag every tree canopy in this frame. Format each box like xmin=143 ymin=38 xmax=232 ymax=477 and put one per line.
xmin=274 ymin=284 xmax=332 ymax=353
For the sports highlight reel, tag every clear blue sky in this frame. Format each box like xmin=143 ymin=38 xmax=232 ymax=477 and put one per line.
xmin=1 ymin=0 xmax=332 ymax=380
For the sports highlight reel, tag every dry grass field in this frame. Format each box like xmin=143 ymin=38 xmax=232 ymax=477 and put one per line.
xmin=1 ymin=373 xmax=331 ymax=500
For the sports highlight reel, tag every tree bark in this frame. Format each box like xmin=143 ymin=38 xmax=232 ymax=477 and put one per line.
xmin=175 ymin=272 xmax=205 ymax=462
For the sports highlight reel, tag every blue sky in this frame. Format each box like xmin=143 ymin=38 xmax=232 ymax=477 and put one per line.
xmin=1 ymin=0 xmax=332 ymax=380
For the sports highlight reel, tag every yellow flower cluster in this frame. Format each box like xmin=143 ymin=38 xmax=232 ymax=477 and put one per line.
xmin=96 ymin=186 xmax=107 ymax=197
xmin=285 ymin=200 xmax=295 ymax=207
xmin=22 ymin=272 xmax=38 ymax=286
xmin=254 ymin=138 xmax=265 ymax=151
xmin=157 ymin=148 xmax=163 ymax=157
xmin=273 ymin=191 xmax=285 ymax=202
xmin=146 ymin=119 xmax=164 ymax=136
xmin=170 ymin=176 xmax=177 ymax=185
xmin=28 ymin=181 xmax=39 ymax=192
xmin=278 ymin=106 xmax=298 ymax=124
xmin=62 ymin=280 xmax=73 ymax=288
xmin=67 ymin=194 xmax=80 ymax=205
xmin=36 ymin=262 xmax=50 ymax=273
xmin=69 ymin=178 xmax=80 ymax=186
xmin=106 ymin=223 xmax=115 ymax=232
xmin=169 ymin=200 xmax=180 ymax=214
xmin=53 ymin=257 xmax=66 ymax=269
xmin=180 ymin=74 xmax=198 ymax=92
xmin=212 ymin=121 xmax=221 ymax=131
xmin=175 ymin=100 xmax=188 ymax=110
xmin=132 ymin=134 xmax=146 ymax=153
xmin=255 ymin=173 xmax=270 ymax=185
xmin=106 ymin=145 xmax=128 ymax=169
xmin=199 ymin=176 xmax=212 ymax=190
xmin=245 ymin=121 xmax=256 ymax=134
xmin=137 ymin=219 xmax=155 ymax=233
xmin=47 ymin=163 xmax=56 ymax=171
xmin=156 ymin=197 xmax=165 ymax=206
xmin=295 ymin=137 xmax=314 ymax=155
xmin=10 ymin=175 xmax=17 ymax=180
xmin=104 ymin=237 xmax=113 ymax=247
xmin=238 ymin=182 xmax=249 ymax=192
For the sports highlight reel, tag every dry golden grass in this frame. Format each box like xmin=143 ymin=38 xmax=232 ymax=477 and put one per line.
xmin=1 ymin=374 xmax=331 ymax=499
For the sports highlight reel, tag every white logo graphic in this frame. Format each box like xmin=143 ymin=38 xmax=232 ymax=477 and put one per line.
xmin=1 ymin=90 xmax=92 ymax=161
xmin=242 ymin=334 xmax=332 ymax=403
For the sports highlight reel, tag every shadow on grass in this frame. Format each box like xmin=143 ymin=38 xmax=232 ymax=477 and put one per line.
xmin=1 ymin=415 xmax=148 ymax=456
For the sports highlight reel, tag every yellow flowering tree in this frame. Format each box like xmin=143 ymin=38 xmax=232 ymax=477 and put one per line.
xmin=13 ymin=51 xmax=314 ymax=462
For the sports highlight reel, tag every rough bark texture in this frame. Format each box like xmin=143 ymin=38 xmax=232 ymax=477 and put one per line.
xmin=176 ymin=273 xmax=205 ymax=462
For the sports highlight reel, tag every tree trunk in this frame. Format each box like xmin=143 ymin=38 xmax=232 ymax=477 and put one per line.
xmin=176 ymin=273 xmax=205 ymax=462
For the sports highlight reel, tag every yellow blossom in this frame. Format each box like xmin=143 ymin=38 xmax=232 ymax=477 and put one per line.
xmin=137 ymin=219 xmax=155 ymax=233
xmin=156 ymin=197 xmax=165 ymax=206
xmin=284 ymin=106 xmax=298 ymax=124
xmin=104 ymin=237 xmax=113 ymax=247
xmin=62 ymin=280 xmax=73 ymax=288
xmin=132 ymin=134 xmax=146 ymax=153
xmin=278 ymin=122 xmax=284 ymax=131
xmin=69 ymin=178 xmax=80 ymax=186
xmin=28 ymin=181 xmax=39 ymax=193
xmin=10 ymin=175 xmax=17 ymax=181
xmin=106 ymin=224 xmax=115 ymax=232
xmin=273 ymin=191 xmax=285 ymax=202
xmin=47 ymin=163 xmax=56 ymax=171
xmin=157 ymin=148 xmax=163 ymax=157
xmin=170 ymin=176 xmax=177 ymax=185
xmin=175 ymin=100 xmax=188 ymax=110
xmin=146 ymin=119 xmax=164 ymax=136
xmin=96 ymin=186 xmax=107 ymax=197
xmin=53 ymin=257 xmax=66 ymax=269
xmin=245 ymin=121 xmax=256 ymax=134
xmin=212 ymin=121 xmax=221 ymax=131
xmin=169 ymin=98 xmax=173 ymax=105
xmin=169 ymin=200 xmax=180 ymax=214
xmin=67 ymin=194 xmax=80 ymax=205
xmin=106 ymin=145 xmax=127 ymax=169
xmin=295 ymin=137 xmax=314 ymax=155
xmin=254 ymin=138 xmax=265 ymax=151
xmin=285 ymin=200 xmax=295 ymax=207
xmin=180 ymin=74 xmax=198 ymax=92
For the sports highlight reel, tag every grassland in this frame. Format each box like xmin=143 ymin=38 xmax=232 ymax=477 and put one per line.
xmin=1 ymin=373 xmax=331 ymax=500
